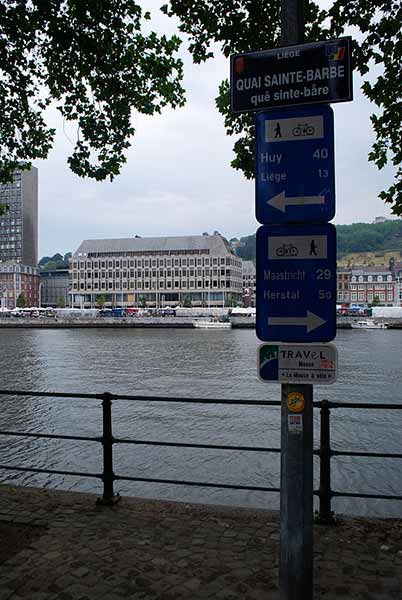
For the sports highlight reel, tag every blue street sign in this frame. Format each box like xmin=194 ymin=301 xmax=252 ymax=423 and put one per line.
xmin=255 ymin=105 xmax=335 ymax=224
xmin=256 ymin=223 xmax=336 ymax=343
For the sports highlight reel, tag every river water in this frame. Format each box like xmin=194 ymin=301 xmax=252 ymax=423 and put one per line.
xmin=0 ymin=327 xmax=401 ymax=516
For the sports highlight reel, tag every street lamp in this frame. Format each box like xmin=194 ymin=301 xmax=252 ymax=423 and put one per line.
xmin=38 ymin=282 xmax=43 ymax=308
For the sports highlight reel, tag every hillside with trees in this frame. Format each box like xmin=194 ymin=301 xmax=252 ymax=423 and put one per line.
xmin=39 ymin=253 xmax=72 ymax=271
xmin=235 ymin=220 xmax=402 ymax=263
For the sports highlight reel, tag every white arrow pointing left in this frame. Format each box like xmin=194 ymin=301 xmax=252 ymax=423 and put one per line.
xmin=267 ymin=191 xmax=325 ymax=213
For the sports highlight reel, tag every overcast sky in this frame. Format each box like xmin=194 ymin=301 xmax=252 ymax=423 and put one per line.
xmin=37 ymin=1 xmax=397 ymax=258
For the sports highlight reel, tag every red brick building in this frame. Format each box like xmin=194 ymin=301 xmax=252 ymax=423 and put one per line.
xmin=0 ymin=261 xmax=40 ymax=308
xmin=336 ymin=268 xmax=351 ymax=304
xmin=350 ymin=267 xmax=395 ymax=305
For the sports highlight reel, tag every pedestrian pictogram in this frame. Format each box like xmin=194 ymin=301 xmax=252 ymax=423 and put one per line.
xmin=275 ymin=122 xmax=282 ymax=138
xmin=309 ymin=240 xmax=317 ymax=256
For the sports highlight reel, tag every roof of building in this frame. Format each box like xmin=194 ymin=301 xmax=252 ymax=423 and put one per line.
xmin=0 ymin=260 xmax=39 ymax=274
xmin=73 ymin=235 xmax=236 ymax=258
xmin=351 ymin=266 xmax=392 ymax=275
xmin=242 ymin=260 xmax=256 ymax=275
xmin=336 ymin=267 xmax=351 ymax=273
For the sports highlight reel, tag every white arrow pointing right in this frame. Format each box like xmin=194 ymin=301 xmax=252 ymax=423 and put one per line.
xmin=268 ymin=311 xmax=326 ymax=333
xmin=267 ymin=191 xmax=325 ymax=213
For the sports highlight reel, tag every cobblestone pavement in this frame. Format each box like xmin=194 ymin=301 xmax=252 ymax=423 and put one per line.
xmin=0 ymin=484 xmax=401 ymax=599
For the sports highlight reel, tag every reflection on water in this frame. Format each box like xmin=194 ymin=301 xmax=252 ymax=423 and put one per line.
xmin=0 ymin=328 xmax=401 ymax=516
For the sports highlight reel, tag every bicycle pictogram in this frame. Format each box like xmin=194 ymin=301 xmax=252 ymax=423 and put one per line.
xmin=292 ymin=123 xmax=315 ymax=137
xmin=276 ymin=243 xmax=298 ymax=257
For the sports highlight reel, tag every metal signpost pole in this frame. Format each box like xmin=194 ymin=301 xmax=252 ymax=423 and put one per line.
xmin=230 ymin=3 xmax=351 ymax=597
xmin=279 ymin=1 xmax=313 ymax=599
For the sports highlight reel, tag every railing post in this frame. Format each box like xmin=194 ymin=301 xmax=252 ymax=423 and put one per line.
xmin=315 ymin=400 xmax=336 ymax=525
xmin=97 ymin=392 xmax=120 ymax=505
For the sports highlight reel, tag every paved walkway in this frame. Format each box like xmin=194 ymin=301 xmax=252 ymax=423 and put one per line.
xmin=0 ymin=484 xmax=401 ymax=599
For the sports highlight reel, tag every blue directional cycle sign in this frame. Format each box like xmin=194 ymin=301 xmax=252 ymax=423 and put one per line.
xmin=256 ymin=223 xmax=336 ymax=343
xmin=255 ymin=105 xmax=335 ymax=224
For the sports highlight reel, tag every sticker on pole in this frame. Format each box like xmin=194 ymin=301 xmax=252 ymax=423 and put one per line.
xmin=287 ymin=392 xmax=305 ymax=412
xmin=288 ymin=414 xmax=303 ymax=434
xmin=258 ymin=343 xmax=337 ymax=384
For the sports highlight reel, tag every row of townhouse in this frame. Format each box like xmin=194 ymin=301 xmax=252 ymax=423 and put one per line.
xmin=337 ymin=264 xmax=402 ymax=306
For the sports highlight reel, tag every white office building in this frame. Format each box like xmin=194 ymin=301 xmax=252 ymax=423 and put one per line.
xmin=70 ymin=233 xmax=243 ymax=308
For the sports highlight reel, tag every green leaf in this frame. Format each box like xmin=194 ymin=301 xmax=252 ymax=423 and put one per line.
xmin=0 ymin=0 xmax=185 ymax=181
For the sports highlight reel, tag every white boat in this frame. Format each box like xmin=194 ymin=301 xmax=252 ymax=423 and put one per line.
xmin=350 ymin=319 xmax=388 ymax=329
xmin=193 ymin=318 xmax=231 ymax=329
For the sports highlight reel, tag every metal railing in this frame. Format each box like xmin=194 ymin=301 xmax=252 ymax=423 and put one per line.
xmin=0 ymin=389 xmax=401 ymax=523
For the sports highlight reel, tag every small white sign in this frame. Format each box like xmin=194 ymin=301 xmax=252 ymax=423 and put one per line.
xmin=258 ymin=343 xmax=337 ymax=385
xmin=265 ymin=115 xmax=324 ymax=142
xmin=288 ymin=414 xmax=303 ymax=434
xmin=268 ymin=235 xmax=328 ymax=260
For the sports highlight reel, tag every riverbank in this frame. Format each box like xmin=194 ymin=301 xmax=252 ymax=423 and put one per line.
xmin=0 ymin=484 xmax=401 ymax=599
xmin=0 ymin=315 xmax=401 ymax=329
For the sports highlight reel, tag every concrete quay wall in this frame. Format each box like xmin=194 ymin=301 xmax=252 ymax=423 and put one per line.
xmin=0 ymin=316 xmax=401 ymax=329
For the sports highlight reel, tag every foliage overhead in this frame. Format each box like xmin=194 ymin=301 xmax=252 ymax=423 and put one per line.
xmin=0 ymin=0 xmax=185 ymax=186
xmin=163 ymin=0 xmax=402 ymax=214
xmin=235 ymin=219 xmax=402 ymax=262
